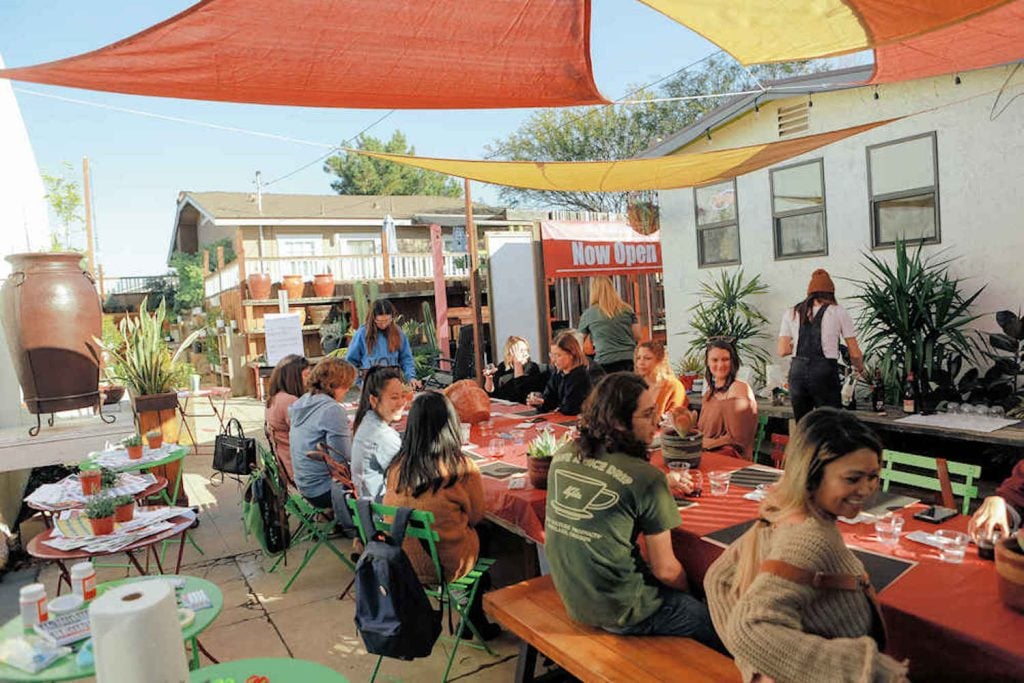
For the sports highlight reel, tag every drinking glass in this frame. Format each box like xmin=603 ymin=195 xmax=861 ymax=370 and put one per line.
xmin=934 ymin=529 xmax=969 ymax=563
xmin=460 ymin=423 xmax=472 ymax=444
xmin=873 ymin=513 xmax=905 ymax=547
xmin=488 ymin=438 xmax=505 ymax=459
xmin=686 ymin=470 xmax=704 ymax=497
xmin=512 ymin=429 xmax=526 ymax=447
xmin=479 ymin=420 xmax=493 ymax=437
xmin=708 ymin=471 xmax=731 ymax=496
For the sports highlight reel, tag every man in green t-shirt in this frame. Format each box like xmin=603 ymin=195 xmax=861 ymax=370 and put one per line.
xmin=545 ymin=373 xmax=721 ymax=649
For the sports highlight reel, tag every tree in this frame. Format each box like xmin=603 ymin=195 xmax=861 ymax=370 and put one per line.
xmin=42 ymin=161 xmax=85 ymax=250
xmin=324 ymin=131 xmax=462 ymax=197
xmin=169 ymin=251 xmax=206 ymax=316
xmin=486 ymin=54 xmax=824 ymax=212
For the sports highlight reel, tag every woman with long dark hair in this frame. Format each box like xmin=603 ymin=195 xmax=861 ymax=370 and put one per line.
xmin=264 ymin=354 xmax=310 ymax=481
xmin=705 ymin=408 xmax=908 ymax=682
xmin=346 ymin=298 xmax=420 ymax=388
xmin=351 ymin=366 xmax=407 ymax=500
xmin=545 ymin=373 xmax=721 ymax=647
xmin=778 ymin=269 xmax=864 ymax=422
xmin=690 ymin=338 xmax=758 ymax=459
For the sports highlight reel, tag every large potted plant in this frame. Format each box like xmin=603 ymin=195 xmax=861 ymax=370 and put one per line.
xmin=685 ymin=269 xmax=771 ymax=377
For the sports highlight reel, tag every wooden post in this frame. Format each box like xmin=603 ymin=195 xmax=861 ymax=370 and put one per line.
xmin=82 ymin=157 xmax=95 ymax=276
xmin=465 ymin=179 xmax=484 ymax=384
xmin=381 ymin=221 xmax=391 ymax=281
xmin=97 ymin=263 xmax=106 ymax=302
xmin=430 ymin=224 xmax=450 ymax=365
xmin=202 ymin=250 xmax=210 ymax=275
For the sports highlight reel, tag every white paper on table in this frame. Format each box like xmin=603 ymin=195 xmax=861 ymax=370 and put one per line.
xmin=894 ymin=413 xmax=1019 ymax=433
xmin=263 ymin=313 xmax=304 ymax=365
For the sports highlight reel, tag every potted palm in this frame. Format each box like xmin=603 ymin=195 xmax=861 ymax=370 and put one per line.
xmin=113 ymin=494 xmax=136 ymax=523
xmin=84 ymin=495 xmax=117 ymax=536
xmin=526 ymin=429 xmax=573 ymax=489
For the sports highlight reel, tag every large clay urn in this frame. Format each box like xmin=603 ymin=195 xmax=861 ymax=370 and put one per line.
xmin=313 ymin=273 xmax=335 ymax=298
xmin=247 ymin=272 xmax=272 ymax=300
xmin=281 ymin=274 xmax=305 ymax=300
xmin=1 ymin=253 xmax=101 ymax=415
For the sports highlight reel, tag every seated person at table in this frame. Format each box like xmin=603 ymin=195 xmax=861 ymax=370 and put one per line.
xmin=634 ymin=341 xmax=688 ymax=417
xmin=483 ymin=335 xmax=542 ymax=404
xmin=351 ymin=366 xmax=407 ymax=501
xmin=969 ymin=457 xmax=1024 ymax=542
xmin=544 ymin=373 xmax=722 ymax=647
xmin=682 ymin=338 xmax=757 ymax=459
xmin=383 ymin=391 xmax=501 ymax=639
xmin=264 ymin=354 xmax=310 ymax=482
xmin=526 ymin=331 xmax=592 ymax=416
xmin=704 ymin=408 xmax=908 ymax=683
xmin=289 ymin=357 xmax=357 ymax=515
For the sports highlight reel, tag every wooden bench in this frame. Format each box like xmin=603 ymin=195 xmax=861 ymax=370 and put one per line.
xmin=484 ymin=576 xmax=742 ymax=683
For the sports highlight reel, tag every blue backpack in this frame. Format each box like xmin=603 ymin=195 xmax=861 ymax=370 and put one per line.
xmin=353 ymin=499 xmax=441 ymax=660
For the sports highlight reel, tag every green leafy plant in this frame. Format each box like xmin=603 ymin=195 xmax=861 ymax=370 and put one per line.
xmin=84 ymin=495 xmax=116 ymax=520
xmin=960 ymin=310 xmax=1024 ymax=417
xmin=849 ymin=239 xmax=984 ymax=405
xmin=352 ymin=280 xmax=381 ymax=327
xmin=527 ymin=429 xmax=573 ymax=459
xmin=100 ymin=468 xmax=118 ymax=489
xmin=112 ymin=494 xmax=134 ymax=507
xmin=673 ymin=353 xmax=704 ymax=376
xmin=122 ymin=434 xmax=142 ymax=447
xmin=685 ymin=269 xmax=771 ymax=373
xmin=95 ymin=297 xmax=203 ymax=396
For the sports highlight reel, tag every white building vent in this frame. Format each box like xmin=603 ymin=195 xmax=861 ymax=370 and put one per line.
xmin=777 ymin=101 xmax=810 ymax=137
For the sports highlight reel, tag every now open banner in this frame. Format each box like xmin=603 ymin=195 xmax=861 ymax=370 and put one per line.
xmin=539 ymin=221 xmax=662 ymax=279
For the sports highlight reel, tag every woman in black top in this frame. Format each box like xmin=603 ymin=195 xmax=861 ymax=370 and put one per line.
xmin=527 ymin=331 xmax=592 ymax=415
xmin=484 ymin=335 xmax=542 ymax=404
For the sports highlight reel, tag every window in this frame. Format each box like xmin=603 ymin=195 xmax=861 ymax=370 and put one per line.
xmin=694 ymin=179 xmax=740 ymax=267
xmin=276 ymin=234 xmax=322 ymax=279
xmin=867 ymin=132 xmax=939 ymax=247
xmin=770 ymin=159 xmax=827 ymax=259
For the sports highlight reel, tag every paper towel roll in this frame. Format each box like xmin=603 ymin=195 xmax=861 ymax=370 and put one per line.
xmin=89 ymin=580 xmax=189 ymax=683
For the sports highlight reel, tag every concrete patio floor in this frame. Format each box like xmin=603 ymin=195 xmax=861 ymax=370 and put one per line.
xmin=18 ymin=396 xmax=530 ymax=682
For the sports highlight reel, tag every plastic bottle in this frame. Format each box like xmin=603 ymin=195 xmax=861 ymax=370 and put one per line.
xmin=19 ymin=583 xmax=48 ymax=629
xmin=71 ymin=561 xmax=97 ymax=601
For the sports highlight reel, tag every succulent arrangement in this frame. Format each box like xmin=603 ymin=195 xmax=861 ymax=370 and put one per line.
xmin=122 ymin=434 xmax=142 ymax=447
xmin=84 ymin=495 xmax=117 ymax=520
xmin=112 ymin=494 xmax=134 ymax=507
xmin=527 ymin=429 xmax=573 ymax=459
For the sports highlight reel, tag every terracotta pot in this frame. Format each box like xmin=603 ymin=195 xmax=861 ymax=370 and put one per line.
xmin=126 ymin=444 xmax=143 ymax=460
xmin=313 ymin=273 xmax=335 ymax=298
xmin=146 ymin=432 xmax=163 ymax=449
xmin=281 ymin=274 xmax=305 ymax=301
xmin=247 ymin=272 xmax=272 ymax=300
xmin=115 ymin=502 xmax=135 ymax=523
xmin=996 ymin=536 xmax=1024 ymax=613
xmin=680 ymin=373 xmax=697 ymax=392
xmin=1 ymin=252 xmax=102 ymax=416
xmin=308 ymin=304 xmax=333 ymax=326
xmin=132 ymin=391 xmax=179 ymax=414
xmin=89 ymin=516 xmax=115 ymax=536
xmin=528 ymin=457 xmax=552 ymax=489
xmin=80 ymin=469 xmax=102 ymax=496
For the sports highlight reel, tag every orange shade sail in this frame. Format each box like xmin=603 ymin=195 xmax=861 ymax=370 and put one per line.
xmin=0 ymin=0 xmax=607 ymax=109
xmin=351 ymin=119 xmax=894 ymax=192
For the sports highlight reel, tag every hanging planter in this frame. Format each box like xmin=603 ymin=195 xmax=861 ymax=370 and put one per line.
xmin=626 ymin=191 xmax=660 ymax=235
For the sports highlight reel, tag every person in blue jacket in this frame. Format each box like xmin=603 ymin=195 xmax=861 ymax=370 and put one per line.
xmin=346 ymin=299 xmax=420 ymax=388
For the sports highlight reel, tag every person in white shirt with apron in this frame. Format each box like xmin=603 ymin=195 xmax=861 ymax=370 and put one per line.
xmin=778 ymin=269 xmax=864 ymax=423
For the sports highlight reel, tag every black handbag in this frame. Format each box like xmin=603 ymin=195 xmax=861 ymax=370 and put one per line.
xmin=213 ymin=417 xmax=257 ymax=477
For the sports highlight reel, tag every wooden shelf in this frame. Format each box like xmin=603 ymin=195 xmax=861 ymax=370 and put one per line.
xmin=242 ymin=296 xmax=349 ymax=306
xmin=246 ymin=325 xmax=323 ymax=335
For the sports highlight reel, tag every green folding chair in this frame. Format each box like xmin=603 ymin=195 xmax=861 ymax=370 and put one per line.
xmin=346 ymin=497 xmax=497 ymax=683
xmin=752 ymin=413 xmax=769 ymax=464
xmin=880 ymin=449 xmax=981 ymax=515
xmin=260 ymin=437 xmax=356 ymax=594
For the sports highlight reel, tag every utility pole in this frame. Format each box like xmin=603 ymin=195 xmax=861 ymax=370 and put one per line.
xmin=82 ymin=157 xmax=96 ymax=277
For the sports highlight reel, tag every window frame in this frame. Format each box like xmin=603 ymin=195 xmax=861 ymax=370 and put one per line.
xmin=866 ymin=131 xmax=940 ymax=249
xmin=769 ymin=158 xmax=828 ymax=260
xmin=693 ymin=178 xmax=741 ymax=268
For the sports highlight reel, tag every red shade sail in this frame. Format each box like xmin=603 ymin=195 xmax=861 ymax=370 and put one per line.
xmin=0 ymin=0 xmax=607 ymax=109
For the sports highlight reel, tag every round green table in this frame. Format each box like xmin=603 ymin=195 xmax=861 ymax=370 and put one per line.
xmin=189 ymin=657 xmax=350 ymax=682
xmin=0 ymin=574 xmax=222 ymax=681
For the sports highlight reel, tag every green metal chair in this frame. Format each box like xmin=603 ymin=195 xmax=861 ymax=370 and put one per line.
xmin=346 ymin=497 xmax=497 ymax=683
xmin=880 ymin=449 xmax=981 ymax=515
xmin=260 ymin=438 xmax=356 ymax=594
xmin=752 ymin=413 xmax=769 ymax=464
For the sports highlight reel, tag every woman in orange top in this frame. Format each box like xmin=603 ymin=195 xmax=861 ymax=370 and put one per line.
xmin=634 ymin=341 xmax=688 ymax=417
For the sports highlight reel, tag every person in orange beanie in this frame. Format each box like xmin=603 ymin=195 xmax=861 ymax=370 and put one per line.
xmin=777 ymin=269 xmax=864 ymax=422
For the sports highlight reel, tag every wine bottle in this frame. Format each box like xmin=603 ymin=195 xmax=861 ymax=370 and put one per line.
xmin=902 ymin=371 xmax=916 ymax=414
xmin=871 ymin=369 xmax=885 ymax=412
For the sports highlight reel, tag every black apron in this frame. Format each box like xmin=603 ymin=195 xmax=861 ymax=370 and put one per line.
xmin=788 ymin=303 xmax=841 ymax=423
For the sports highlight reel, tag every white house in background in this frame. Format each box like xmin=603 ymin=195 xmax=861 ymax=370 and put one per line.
xmin=649 ymin=64 xmax=1024 ymax=368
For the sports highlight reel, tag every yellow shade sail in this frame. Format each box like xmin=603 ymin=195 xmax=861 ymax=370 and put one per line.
xmin=352 ymin=120 xmax=894 ymax=192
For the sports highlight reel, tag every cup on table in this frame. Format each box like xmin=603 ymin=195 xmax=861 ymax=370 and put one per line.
xmin=460 ymin=422 xmax=472 ymax=444
xmin=708 ymin=470 xmax=731 ymax=496
xmin=874 ymin=512 xmax=905 ymax=547
xmin=934 ymin=529 xmax=970 ymax=563
xmin=527 ymin=391 xmax=543 ymax=406
xmin=512 ymin=429 xmax=526 ymax=447
xmin=479 ymin=420 xmax=494 ymax=437
xmin=488 ymin=438 xmax=505 ymax=459
xmin=666 ymin=461 xmax=690 ymax=494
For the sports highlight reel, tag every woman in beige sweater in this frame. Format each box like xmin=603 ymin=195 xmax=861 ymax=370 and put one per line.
xmin=704 ymin=408 xmax=908 ymax=683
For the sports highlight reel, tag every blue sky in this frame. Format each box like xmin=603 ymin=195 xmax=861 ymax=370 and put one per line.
xmin=0 ymin=1 xmax=722 ymax=276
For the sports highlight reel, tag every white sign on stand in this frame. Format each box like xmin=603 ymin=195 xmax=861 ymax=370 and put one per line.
xmin=264 ymin=313 xmax=304 ymax=365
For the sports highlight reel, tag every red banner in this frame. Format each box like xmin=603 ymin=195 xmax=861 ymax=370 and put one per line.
xmin=539 ymin=221 xmax=662 ymax=279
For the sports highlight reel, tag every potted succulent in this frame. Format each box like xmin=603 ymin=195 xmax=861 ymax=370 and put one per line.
xmin=526 ymin=429 xmax=573 ymax=490
xmin=79 ymin=464 xmax=102 ymax=496
xmin=320 ymin=319 xmax=350 ymax=355
xmin=123 ymin=433 xmax=143 ymax=460
xmin=675 ymin=354 xmax=704 ymax=392
xmin=113 ymin=494 xmax=136 ymax=523
xmin=84 ymin=495 xmax=117 ymax=536
xmin=146 ymin=428 xmax=163 ymax=450
xmin=662 ymin=406 xmax=703 ymax=468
